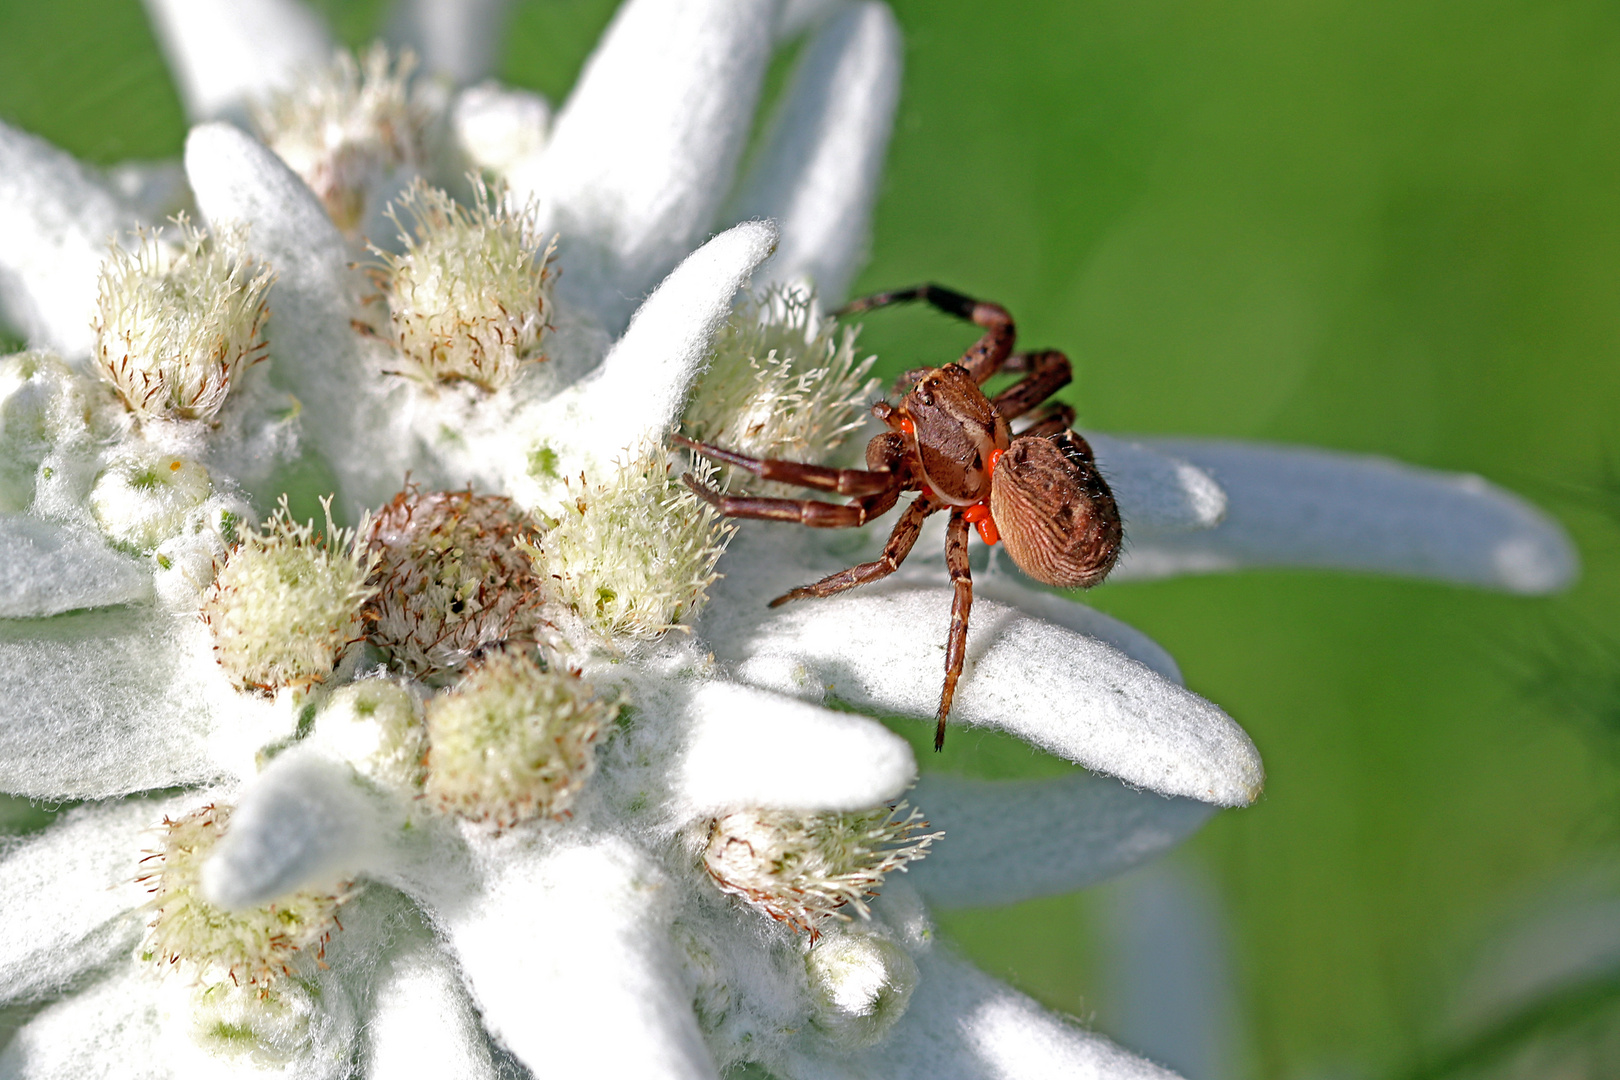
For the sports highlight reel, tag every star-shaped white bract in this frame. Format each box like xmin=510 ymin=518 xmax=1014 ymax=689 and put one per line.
xmin=0 ymin=1 xmax=1579 ymax=1078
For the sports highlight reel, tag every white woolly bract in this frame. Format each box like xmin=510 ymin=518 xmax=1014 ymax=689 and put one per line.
xmin=375 ymin=180 xmax=557 ymax=391
xmin=703 ymin=804 xmax=941 ymax=935
xmin=365 ymin=486 xmax=547 ymax=680
xmin=91 ymin=218 xmax=272 ymax=424
xmin=526 ymin=448 xmax=734 ymax=638
xmin=89 ymin=452 xmax=212 ymax=550
xmin=136 ymin=803 xmax=349 ymax=989
xmin=683 ymin=283 xmax=876 ymax=490
xmin=424 ymin=648 xmax=613 ymax=827
xmin=251 ymin=44 xmax=425 ymax=232
xmin=199 ymin=495 xmax=378 ymax=693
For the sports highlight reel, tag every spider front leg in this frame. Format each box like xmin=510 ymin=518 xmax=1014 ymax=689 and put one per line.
xmin=1014 ymin=401 xmax=1077 ymax=440
xmin=768 ymin=494 xmax=937 ymax=606
xmin=682 ymin=474 xmax=901 ymax=528
xmin=838 ymin=284 xmax=1015 ymax=383
xmin=937 ymin=509 xmax=973 ymax=751
xmin=675 ymin=434 xmax=897 ymax=496
xmin=990 ymin=349 xmax=1073 ymax=422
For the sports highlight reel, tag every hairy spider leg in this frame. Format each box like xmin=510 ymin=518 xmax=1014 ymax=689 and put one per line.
xmin=838 ymin=283 xmax=1015 ymax=384
xmin=1014 ymin=402 xmax=1077 ymax=440
xmin=768 ymin=494 xmax=937 ymax=607
xmin=682 ymin=474 xmax=901 ymax=528
xmin=673 ymin=434 xmax=896 ymax=496
xmin=938 ymin=510 xmax=974 ymax=750
xmin=990 ymin=349 xmax=1073 ymax=421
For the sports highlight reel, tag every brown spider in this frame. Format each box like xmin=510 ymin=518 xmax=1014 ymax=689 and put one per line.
xmin=678 ymin=284 xmax=1122 ymax=750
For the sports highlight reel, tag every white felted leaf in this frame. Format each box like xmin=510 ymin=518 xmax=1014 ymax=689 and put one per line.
xmin=142 ymin=0 xmax=333 ymax=122
xmin=904 ymin=773 xmax=1214 ymax=909
xmin=1084 ymin=433 xmax=1227 ymax=536
xmin=777 ymin=0 xmax=850 ymax=40
xmin=711 ymin=580 xmax=1262 ymax=806
xmin=0 ymin=121 xmax=134 ymax=358
xmin=364 ymin=928 xmax=500 ymax=1080
xmin=0 ymin=608 xmax=219 ymax=799
xmin=677 ymin=680 xmax=916 ymax=814
xmin=0 ymin=515 xmax=152 ymax=617
xmin=201 ymin=744 xmax=394 ymax=909
xmin=568 ymin=219 xmax=779 ymax=462
xmin=730 ymin=2 xmax=902 ymax=306
xmin=185 ymin=122 xmax=416 ymax=512
xmin=0 ymin=798 xmax=181 ymax=1006
xmin=422 ymin=835 xmax=720 ymax=1080
xmin=0 ymin=966 xmax=167 ymax=1080
xmin=1113 ymin=437 xmax=1578 ymax=593
xmin=512 ymin=0 xmax=777 ymax=332
xmin=386 ymin=0 xmax=513 ymax=84
xmin=833 ymin=950 xmax=1181 ymax=1080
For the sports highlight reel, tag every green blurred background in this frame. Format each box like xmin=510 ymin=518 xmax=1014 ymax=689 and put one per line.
xmin=3 ymin=1 xmax=1619 ymax=1077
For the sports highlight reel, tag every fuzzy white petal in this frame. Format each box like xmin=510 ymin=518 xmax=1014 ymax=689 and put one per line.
xmin=364 ymin=929 xmax=500 ymax=1080
xmin=422 ymin=836 xmax=719 ymax=1080
xmin=708 ymin=567 xmax=1262 ymax=805
xmin=840 ymin=951 xmax=1180 ymax=1080
xmin=731 ymin=2 xmax=901 ymax=306
xmin=570 ymin=219 xmax=779 ymax=461
xmin=142 ymin=0 xmax=333 ymax=122
xmin=185 ymin=122 xmax=413 ymax=512
xmin=512 ymin=0 xmax=777 ymax=332
xmin=386 ymin=0 xmax=513 ymax=84
xmin=201 ymin=745 xmax=393 ymax=909
xmin=0 ymin=609 xmax=218 ymax=799
xmin=905 ymin=773 xmax=1215 ymax=909
xmin=0 ymin=799 xmax=175 ymax=1006
xmin=0 ymin=516 xmax=152 ymax=617
xmin=1113 ymin=437 xmax=1578 ymax=593
xmin=677 ymin=681 xmax=916 ymax=814
xmin=1086 ymin=433 xmax=1227 ymax=536
xmin=0 ymin=122 xmax=132 ymax=357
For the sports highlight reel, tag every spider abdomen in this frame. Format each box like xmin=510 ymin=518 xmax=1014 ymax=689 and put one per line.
xmin=990 ymin=431 xmax=1122 ymax=589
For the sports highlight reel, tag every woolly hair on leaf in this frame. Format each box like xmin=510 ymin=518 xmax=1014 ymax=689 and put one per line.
xmin=373 ymin=179 xmax=557 ymax=392
xmin=703 ymin=803 xmax=941 ymax=936
xmin=136 ymin=802 xmax=352 ymax=990
xmin=91 ymin=217 xmax=273 ymax=424
xmin=251 ymin=43 xmax=426 ymax=233
xmin=682 ymin=282 xmax=877 ymax=492
xmin=199 ymin=494 xmax=377 ymax=694
xmin=364 ymin=485 xmax=548 ymax=681
xmin=424 ymin=647 xmax=615 ymax=828
xmin=525 ymin=447 xmax=734 ymax=639
xmin=0 ymin=350 xmax=103 ymax=513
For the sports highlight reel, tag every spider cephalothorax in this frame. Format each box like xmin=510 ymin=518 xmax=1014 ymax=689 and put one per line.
xmin=680 ymin=285 xmax=1122 ymax=749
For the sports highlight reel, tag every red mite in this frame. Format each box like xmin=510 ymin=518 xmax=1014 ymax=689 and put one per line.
xmin=679 ymin=284 xmax=1122 ymax=750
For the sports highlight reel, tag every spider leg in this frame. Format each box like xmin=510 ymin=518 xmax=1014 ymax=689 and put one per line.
xmin=675 ymin=434 xmax=897 ymax=496
xmin=767 ymin=494 xmax=935 ymax=607
xmin=1014 ymin=401 xmax=1077 ymax=440
xmin=989 ymin=349 xmax=1072 ymax=422
xmin=937 ymin=510 xmax=973 ymax=751
xmin=682 ymin=474 xmax=900 ymax=528
xmin=838 ymin=284 xmax=1014 ymax=384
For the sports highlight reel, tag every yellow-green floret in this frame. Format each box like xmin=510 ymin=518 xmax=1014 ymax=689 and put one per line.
xmin=424 ymin=649 xmax=614 ymax=827
xmin=702 ymin=805 xmax=940 ymax=936
xmin=200 ymin=496 xmax=377 ymax=693
xmin=136 ymin=804 xmax=349 ymax=989
xmin=364 ymin=486 xmax=546 ymax=680
xmin=522 ymin=448 xmax=733 ymax=639
xmin=92 ymin=218 xmax=273 ymax=423
xmin=374 ymin=180 xmax=556 ymax=390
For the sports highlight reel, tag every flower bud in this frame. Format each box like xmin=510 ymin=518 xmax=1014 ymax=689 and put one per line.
xmin=805 ymin=930 xmax=919 ymax=1048
xmin=90 ymin=453 xmax=211 ymax=549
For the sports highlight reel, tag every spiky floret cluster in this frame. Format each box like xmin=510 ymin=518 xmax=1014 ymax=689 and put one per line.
xmin=804 ymin=930 xmax=920 ymax=1049
xmin=682 ymin=284 xmax=877 ymax=492
xmin=524 ymin=449 xmax=733 ymax=638
xmin=423 ymin=648 xmax=614 ymax=827
xmin=374 ymin=180 xmax=557 ymax=391
xmin=136 ymin=804 xmax=349 ymax=989
xmin=365 ymin=486 xmax=547 ymax=680
xmin=199 ymin=496 xmax=377 ymax=693
xmin=251 ymin=44 xmax=423 ymax=232
xmin=702 ymin=805 xmax=940 ymax=936
xmin=89 ymin=452 xmax=212 ymax=549
xmin=308 ymin=679 xmax=427 ymax=793
xmin=91 ymin=219 xmax=272 ymax=424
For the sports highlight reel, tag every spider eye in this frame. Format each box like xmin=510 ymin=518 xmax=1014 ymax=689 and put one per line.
xmin=989 ymin=434 xmax=1121 ymax=588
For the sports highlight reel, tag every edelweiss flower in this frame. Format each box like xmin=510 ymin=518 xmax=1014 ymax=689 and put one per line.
xmin=0 ymin=1 xmax=1578 ymax=1079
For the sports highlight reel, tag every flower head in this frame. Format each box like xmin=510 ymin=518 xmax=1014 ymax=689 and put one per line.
xmin=91 ymin=218 xmax=272 ymax=424
xmin=373 ymin=179 xmax=557 ymax=391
